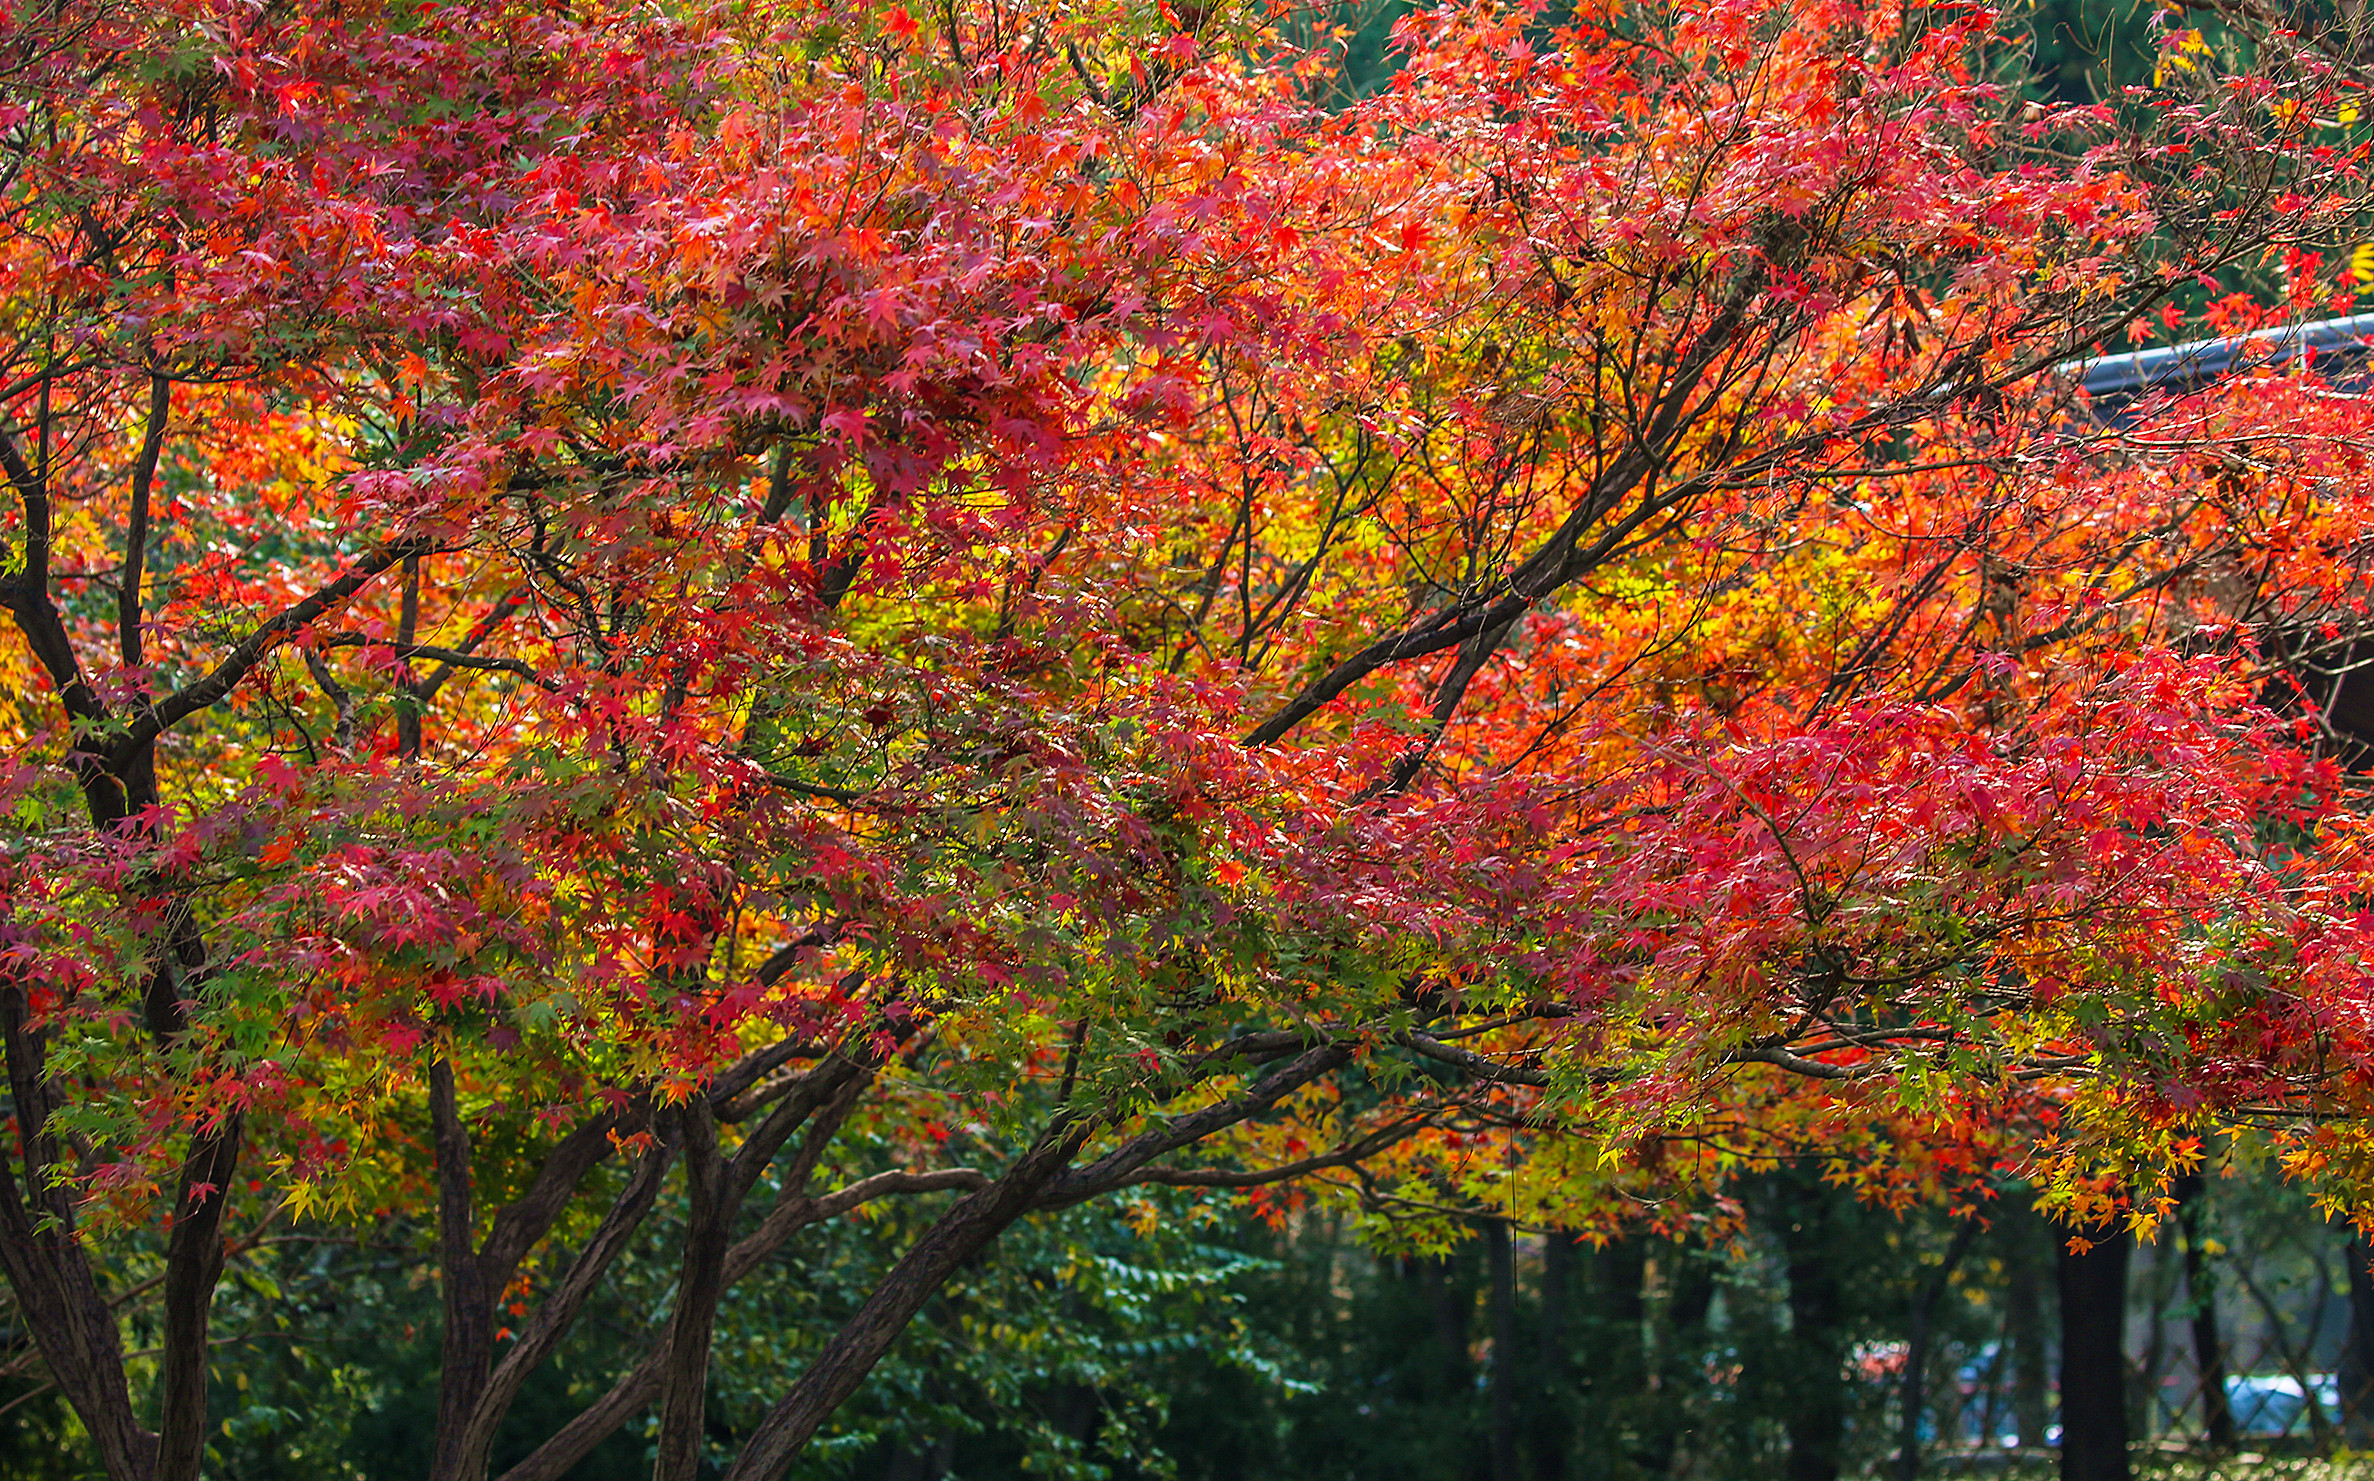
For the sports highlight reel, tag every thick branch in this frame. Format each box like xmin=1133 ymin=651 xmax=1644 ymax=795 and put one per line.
xmin=657 ymin=1054 xmax=880 ymax=1479
xmin=114 ymin=536 xmax=428 ymax=764
xmin=302 ymin=648 xmax=356 ymax=749
xmin=741 ymin=1167 xmax=994 ymax=1260
xmin=312 ymin=633 xmax=551 ymax=690
xmin=720 ymin=1122 xmax=1095 ymax=1481
xmin=0 ymin=987 xmax=155 ymax=1481
xmin=433 ymin=1089 xmax=635 ymax=1481
xmin=725 ymin=1055 xmax=874 ymax=1202
xmin=1369 ymin=615 xmax=1520 ymax=797
xmin=1120 ymin=1116 xmax=1434 ymax=1190
xmin=119 ymin=371 xmax=169 ymax=671
xmin=155 ymin=1114 xmax=241 ymax=1481
xmin=477 ymin=1110 xmax=633 ymax=1294
xmin=710 ymin=1040 xmax=828 ymax=1120
xmin=1400 ymin=1031 xmax=1550 ymax=1087
xmin=1039 ymin=1041 xmax=1355 ymax=1207
xmin=495 ymin=1166 xmax=988 ymax=1481
xmin=451 ymin=1131 xmax=673 ymax=1481
xmin=420 ymin=589 xmax=530 ymax=700
xmin=1724 ymin=1044 xmax=1858 ymax=1082
xmin=0 ymin=423 xmax=105 ymax=731
xmin=1241 ymin=243 xmax=1785 ymax=749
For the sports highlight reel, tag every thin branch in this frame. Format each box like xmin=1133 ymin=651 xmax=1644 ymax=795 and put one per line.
xmin=311 ymin=632 xmax=552 ymax=690
xmin=1121 ymin=1115 xmax=1435 ymax=1189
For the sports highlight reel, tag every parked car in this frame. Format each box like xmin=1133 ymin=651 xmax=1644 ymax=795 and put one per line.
xmin=2225 ymin=1372 xmax=2342 ymax=1438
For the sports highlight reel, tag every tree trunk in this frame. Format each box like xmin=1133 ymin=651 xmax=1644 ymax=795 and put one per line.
xmin=1897 ymin=1218 xmax=1980 ymax=1481
xmin=1641 ymin=1240 xmax=1710 ymax=1476
xmin=2006 ymin=1206 xmax=2052 ymax=1450
xmin=2058 ymin=1217 xmax=2131 ymax=1481
xmin=1778 ymin=1169 xmax=1846 ymax=1481
xmin=2339 ymin=1234 xmax=2374 ymax=1447
xmin=0 ymin=705 xmax=233 ymax=1481
xmin=0 ymin=986 xmax=158 ymax=1481
xmin=1487 ymin=1220 xmax=1519 ymax=1481
xmin=430 ymin=1059 xmax=494 ymax=1481
xmin=1534 ymin=1233 xmax=1572 ymax=1481
xmin=2173 ymin=1175 xmax=2235 ymax=1451
xmin=654 ymin=1100 xmax=728 ymax=1481
xmin=156 ymin=1115 xmax=242 ymax=1481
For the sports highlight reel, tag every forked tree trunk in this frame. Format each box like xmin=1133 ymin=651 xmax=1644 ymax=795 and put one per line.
xmin=0 ymin=987 xmax=158 ymax=1481
xmin=1 ymin=397 xmax=242 ymax=1481
xmin=156 ymin=1115 xmax=242 ymax=1481
xmin=0 ymin=855 xmax=235 ymax=1481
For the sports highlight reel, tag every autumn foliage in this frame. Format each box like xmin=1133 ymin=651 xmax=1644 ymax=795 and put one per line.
xmin=9 ymin=0 xmax=2374 ymax=1474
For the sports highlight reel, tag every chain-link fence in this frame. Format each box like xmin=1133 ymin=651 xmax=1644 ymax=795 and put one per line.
xmin=1926 ymin=1460 xmax=2374 ymax=1480
xmin=1903 ymin=1170 xmax=2373 ymax=1481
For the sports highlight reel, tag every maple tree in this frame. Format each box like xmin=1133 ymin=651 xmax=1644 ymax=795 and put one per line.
xmin=11 ymin=0 xmax=2374 ymax=1476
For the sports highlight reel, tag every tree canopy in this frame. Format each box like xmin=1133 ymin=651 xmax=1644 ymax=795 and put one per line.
xmin=10 ymin=0 xmax=2374 ymax=1476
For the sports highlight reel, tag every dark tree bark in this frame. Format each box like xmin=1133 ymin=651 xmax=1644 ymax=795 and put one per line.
xmin=1533 ymin=1232 xmax=1573 ymax=1481
xmin=2341 ymin=1234 xmax=2374 ymax=1447
xmin=0 ymin=406 xmax=261 ymax=1481
xmin=1418 ymin=1253 xmax=1475 ymax=1409
xmin=0 ymin=987 xmax=157 ymax=1481
xmin=0 ymin=741 xmax=235 ymax=1481
xmin=1487 ymin=1219 xmax=1519 ymax=1481
xmin=429 ymin=1058 xmax=496 ymax=1481
xmin=2173 ymin=1175 xmax=2235 ymax=1451
xmin=492 ymin=1166 xmax=983 ymax=1481
xmin=719 ymin=1120 xmax=1095 ymax=1481
xmin=503 ymin=1043 xmax=1352 ymax=1481
xmin=654 ymin=1100 xmax=728 ymax=1481
xmin=1896 ymin=1218 xmax=1980 ymax=1481
xmin=156 ymin=1114 xmax=241 ymax=1481
xmin=1638 ymin=1239 xmax=1710 ymax=1477
xmin=2005 ymin=1205 xmax=2052 ymax=1450
xmin=2057 ymin=1217 xmax=2131 ymax=1481
xmin=648 ymin=1051 xmax=877 ymax=1481
xmin=424 ymin=1062 xmax=668 ymax=1481
xmin=1777 ymin=1169 xmax=1847 ymax=1481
